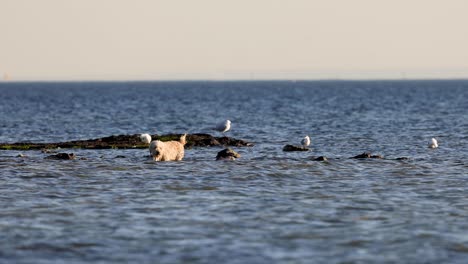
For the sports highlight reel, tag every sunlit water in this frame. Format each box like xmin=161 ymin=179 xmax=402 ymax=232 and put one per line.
xmin=1 ymin=81 xmax=467 ymax=263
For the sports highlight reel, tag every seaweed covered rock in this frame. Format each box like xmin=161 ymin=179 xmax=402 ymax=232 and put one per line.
xmin=351 ymin=152 xmax=383 ymax=159
xmin=216 ymin=136 xmax=254 ymax=147
xmin=216 ymin=148 xmax=241 ymax=161
xmin=155 ymin=134 xmax=253 ymax=148
xmin=184 ymin=134 xmax=221 ymax=148
xmin=283 ymin=145 xmax=310 ymax=152
xmin=0 ymin=133 xmax=253 ymax=150
xmin=45 ymin=153 xmax=76 ymax=160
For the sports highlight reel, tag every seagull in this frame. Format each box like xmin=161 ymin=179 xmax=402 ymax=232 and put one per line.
xmin=140 ymin=133 xmax=152 ymax=144
xmin=428 ymin=138 xmax=438 ymax=148
xmin=301 ymin=135 xmax=311 ymax=147
xmin=215 ymin=120 xmax=231 ymax=134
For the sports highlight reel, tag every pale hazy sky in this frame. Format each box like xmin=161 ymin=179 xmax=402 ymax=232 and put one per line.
xmin=1 ymin=0 xmax=468 ymax=80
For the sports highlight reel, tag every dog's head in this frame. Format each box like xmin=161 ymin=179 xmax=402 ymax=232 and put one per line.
xmin=149 ymin=141 xmax=162 ymax=160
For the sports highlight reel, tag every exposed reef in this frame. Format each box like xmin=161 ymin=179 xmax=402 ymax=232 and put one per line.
xmin=282 ymin=145 xmax=310 ymax=152
xmin=0 ymin=133 xmax=253 ymax=151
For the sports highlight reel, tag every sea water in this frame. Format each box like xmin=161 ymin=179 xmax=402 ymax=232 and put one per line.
xmin=0 ymin=80 xmax=467 ymax=263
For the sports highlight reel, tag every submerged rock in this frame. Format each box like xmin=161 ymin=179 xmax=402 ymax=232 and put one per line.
xmin=351 ymin=152 xmax=383 ymax=159
xmin=41 ymin=149 xmax=57 ymax=154
xmin=352 ymin=152 xmax=371 ymax=159
xmin=395 ymin=157 xmax=410 ymax=161
xmin=313 ymin=156 xmax=328 ymax=161
xmin=216 ymin=148 xmax=241 ymax=161
xmin=45 ymin=153 xmax=76 ymax=160
xmin=283 ymin=145 xmax=310 ymax=152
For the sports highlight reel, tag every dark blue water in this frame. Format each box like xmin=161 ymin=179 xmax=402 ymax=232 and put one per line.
xmin=1 ymin=81 xmax=467 ymax=263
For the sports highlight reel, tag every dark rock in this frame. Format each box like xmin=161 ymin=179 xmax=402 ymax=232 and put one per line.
xmin=216 ymin=148 xmax=241 ymax=161
xmin=352 ymin=152 xmax=371 ymax=159
xmin=351 ymin=152 xmax=383 ymax=159
xmin=0 ymin=133 xmax=253 ymax=150
xmin=153 ymin=134 xmax=253 ymax=148
xmin=216 ymin=136 xmax=254 ymax=147
xmin=114 ymin=155 xmax=126 ymax=159
xmin=45 ymin=153 xmax=76 ymax=160
xmin=395 ymin=157 xmax=410 ymax=161
xmin=283 ymin=145 xmax=310 ymax=152
xmin=184 ymin=134 xmax=221 ymax=148
xmin=314 ymin=156 xmax=328 ymax=161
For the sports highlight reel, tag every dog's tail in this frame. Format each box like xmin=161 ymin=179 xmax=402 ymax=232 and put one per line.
xmin=179 ymin=133 xmax=187 ymax=145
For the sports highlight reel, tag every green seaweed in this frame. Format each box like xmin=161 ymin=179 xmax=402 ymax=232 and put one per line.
xmin=0 ymin=145 xmax=32 ymax=150
xmin=155 ymin=135 xmax=181 ymax=142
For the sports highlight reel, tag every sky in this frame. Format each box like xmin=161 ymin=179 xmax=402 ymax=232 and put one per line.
xmin=1 ymin=0 xmax=468 ymax=81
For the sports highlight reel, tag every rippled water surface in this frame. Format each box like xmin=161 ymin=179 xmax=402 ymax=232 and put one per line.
xmin=1 ymin=81 xmax=468 ymax=263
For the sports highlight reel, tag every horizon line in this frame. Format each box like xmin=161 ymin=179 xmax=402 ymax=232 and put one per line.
xmin=1 ymin=77 xmax=468 ymax=83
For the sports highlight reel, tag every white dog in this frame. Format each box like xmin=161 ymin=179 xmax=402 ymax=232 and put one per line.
xmin=149 ymin=134 xmax=187 ymax=161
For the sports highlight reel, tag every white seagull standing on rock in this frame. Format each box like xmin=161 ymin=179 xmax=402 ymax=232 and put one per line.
xmin=301 ymin=135 xmax=311 ymax=147
xmin=428 ymin=138 xmax=438 ymax=148
xmin=215 ymin=120 xmax=231 ymax=134
xmin=140 ymin=133 xmax=152 ymax=144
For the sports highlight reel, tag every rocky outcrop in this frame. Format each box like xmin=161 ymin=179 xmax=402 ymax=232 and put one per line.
xmin=216 ymin=148 xmax=241 ymax=161
xmin=45 ymin=153 xmax=76 ymax=160
xmin=283 ymin=145 xmax=310 ymax=152
xmin=0 ymin=133 xmax=253 ymax=151
xmin=184 ymin=134 xmax=253 ymax=148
